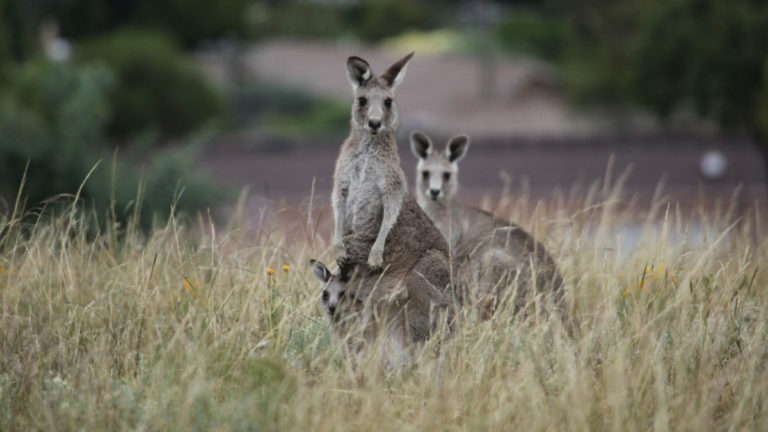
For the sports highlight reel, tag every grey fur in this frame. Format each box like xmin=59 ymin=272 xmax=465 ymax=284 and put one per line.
xmin=309 ymin=259 xmax=365 ymax=348
xmin=411 ymin=131 xmax=566 ymax=320
xmin=330 ymin=53 xmax=455 ymax=350
xmin=309 ymin=258 xmax=452 ymax=364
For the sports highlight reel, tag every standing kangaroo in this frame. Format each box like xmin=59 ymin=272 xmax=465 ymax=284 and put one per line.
xmin=410 ymin=131 xmax=565 ymax=319
xmin=329 ymin=53 xmax=455 ymax=353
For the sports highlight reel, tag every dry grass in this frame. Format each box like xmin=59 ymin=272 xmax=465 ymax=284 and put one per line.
xmin=1 ymin=176 xmax=766 ymax=431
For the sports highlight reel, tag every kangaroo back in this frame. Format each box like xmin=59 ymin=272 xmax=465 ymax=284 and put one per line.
xmin=453 ymin=207 xmax=564 ymax=318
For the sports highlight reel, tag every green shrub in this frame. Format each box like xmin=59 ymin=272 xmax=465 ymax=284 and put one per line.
xmin=259 ymin=101 xmax=349 ymax=138
xmin=0 ymin=58 xmax=226 ymax=228
xmin=0 ymin=0 xmax=251 ymax=59
xmin=246 ymin=0 xmax=449 ymax=42
xmin=229 ymin=83 xmax=320 ymax=122
xmin=126 ymin=0 xmax=251 ymax=47
xmin=0 ymin=60 xmax=113 ymax=205
xmin=85 ymin=142 xmax=224 ymax=229
xmin=228 ymin=82 xmax=348 ymax=137
xmin=247 ymin=2 xmax=347 ymax=40
xmin=496 ymin=8 xmax=573 ymax=62
xmin=77 ymin=30 xmax=222 ymax=139
xmin=758 ymin=60 xmax=768 ymax=139
xmin=355 ymin=0 xmax=439 ymax=41
xmin=630 ymin=0 xmax=768 ymax=129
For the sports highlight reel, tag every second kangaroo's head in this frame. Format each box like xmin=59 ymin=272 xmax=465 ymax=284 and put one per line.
xmin=346 ymin=52 xmax=414 ymax=136
xmin=410 ymin=131 xmax=470 ymax=203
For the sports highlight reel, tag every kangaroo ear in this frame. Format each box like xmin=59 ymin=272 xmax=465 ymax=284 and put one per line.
xmin=338 ymin=261 xmax=355 ymax=283
xmin=309 ymin=259 xmax=331 ymax=283
xmin=347 ymin=56 xmax=372 ymax=88
xmin=410 ymin=131 xmax=432 ymax=160
xmin=381 ymin=51 xmax=414 ymax=89
xmin=446 ymin=134 xmax=470 ymax=163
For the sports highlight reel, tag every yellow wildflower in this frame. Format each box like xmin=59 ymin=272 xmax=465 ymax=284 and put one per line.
xmin=267 ymin=268 xmax=276 ymax=275
xmin=283 ymin=265 xmax=290 ymax=272
xmin=180 ymin=277 xmax=207 ymax=303
xmin=183 ymin=277 xmax=194 ymax=292
xmin=644 ymin=265 xmax=653 ymax=275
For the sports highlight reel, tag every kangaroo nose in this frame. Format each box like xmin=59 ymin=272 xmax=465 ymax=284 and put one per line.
xmin=328 ymin=305 xmax=336 ymax=316
xmin=368 ymin=120 xmax=381 ymax=131
xmin=429 ymin=189 xmax=440 ymax=199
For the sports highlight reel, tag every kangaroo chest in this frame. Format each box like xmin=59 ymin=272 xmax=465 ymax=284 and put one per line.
xmin=340 ymin=157 xmax=384 ymax=236
xmin=440 ymin=217 xmax=464 ymax=249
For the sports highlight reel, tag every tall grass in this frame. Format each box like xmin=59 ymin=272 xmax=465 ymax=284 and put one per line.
xmin=1 ymin=175 xmax=766 ymax=431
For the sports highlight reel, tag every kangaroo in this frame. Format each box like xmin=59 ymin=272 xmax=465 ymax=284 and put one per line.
xmin=309 ymin=259 xmax=448 ymax=365
xmin=410 ymin=131 xmax=565 ymax=320
xmin=309 ymin=259 xmax=366 ymax=348
xmin=329 ymin=53 xmax=455 ymax=351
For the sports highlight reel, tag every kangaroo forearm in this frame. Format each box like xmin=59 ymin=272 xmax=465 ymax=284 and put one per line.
xmin=333 ymin=211 xmax=345 ymax=244
xmin=332 ymin=189 xmax=346 ymax=243
xmin=374 ymin=190 xmax=404 ymax=246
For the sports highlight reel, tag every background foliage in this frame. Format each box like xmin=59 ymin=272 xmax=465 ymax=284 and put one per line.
xmin=2 ymin=0 xmax=768 ymax=220
xmin=77 ymin=30 xmax=222 ymax=139
xmin=0 ymin=59 xmax=223 ymax=227
xmin=496 ymin=0 xmax=768 ymax=162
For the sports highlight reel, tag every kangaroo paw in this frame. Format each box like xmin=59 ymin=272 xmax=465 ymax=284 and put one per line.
xmin=334 ymin=242 xmax=348 ymax=262
xmin=367 ymin=248 xmax=384 ymax=270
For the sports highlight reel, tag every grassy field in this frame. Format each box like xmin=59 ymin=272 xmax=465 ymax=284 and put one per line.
xmin=1 ymin=177 xmax=766 ymax=431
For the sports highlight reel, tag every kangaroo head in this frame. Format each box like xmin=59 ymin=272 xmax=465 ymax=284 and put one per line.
xmin=346 ymin=52 xmax=414 ymax=136
xmin=410 ymin=131 xmax=470 ymax=203
xmin=309 ymin=259 xmax=351 ymax=322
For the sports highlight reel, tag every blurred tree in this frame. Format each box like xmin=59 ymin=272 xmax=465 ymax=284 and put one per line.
xmin=552 ymin=0 xmax=768 ymax=170
xmin=356 ymin=0 xmax=437 ymax=41
xmin=132 ymin=0 xmax=250 ymax=47
xmin=0 ymin=59 xmax=114 ymax=206
xmin=548 ymin=0 xmax=645 ymax=103
xmin=496 ymin=7 xmax=571 ymax=62
xmin=1 ymin=0 xmax=42 ymax=62
xmin=0 ymin=0 xmax=9 ymax=63
xmin=48 ymin=0 xmax=131 ymax=39
xmin=247 ymin=1 xmax=348 ymax=40
xmin=0 ymin=0 xmax=251 ymax=56
xmin=77 ymin=30 xmax=222 ymax=139
xmin=0 ymin=59 xmax=224 ymax=227
xmin=631 ymin=0 xmax=768 ymax=142
xmin=1 ymin=0 xmax=466 ymax=54
xmin=247 ymin=0 xmax=453 ymax=42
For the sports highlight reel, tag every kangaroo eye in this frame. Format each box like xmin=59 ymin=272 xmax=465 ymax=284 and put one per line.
xmin=357 ymin=97 xmax=367 ymax=106
xmin=322 ymin=290 xmax=329 ymax=302
xmin=443 ymin=172 xmax=451 ymax=181
xmin=384 ymin=98 xmax=393 ymax=108
xmin=338 ymin=290 xmax=346 ymax=299
xmin=422 ymin=171 xmax=430 ymax=180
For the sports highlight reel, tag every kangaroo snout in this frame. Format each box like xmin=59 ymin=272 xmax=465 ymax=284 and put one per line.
xmin=368 ymin=119 xmax=382 ymax=132
xmin=429 ymin=188 xmax=440 ymax=199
